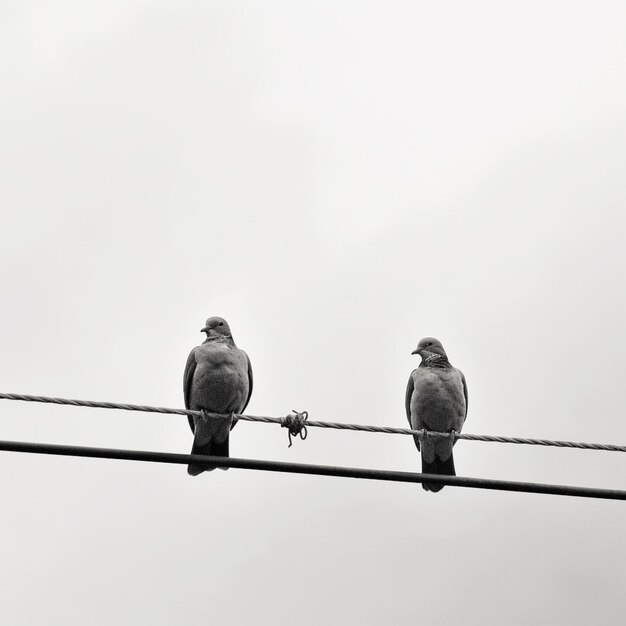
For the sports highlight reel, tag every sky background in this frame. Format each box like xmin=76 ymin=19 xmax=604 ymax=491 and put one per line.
xmin=1 ymin=1 xmax=626 ymax=624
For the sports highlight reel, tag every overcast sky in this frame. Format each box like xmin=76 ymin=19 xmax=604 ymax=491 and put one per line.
xmin=1 ymin=1 xmax=626 ymax=624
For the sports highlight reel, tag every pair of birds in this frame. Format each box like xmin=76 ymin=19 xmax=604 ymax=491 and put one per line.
xmin=184 ymin=317 xmax=468 ymax=492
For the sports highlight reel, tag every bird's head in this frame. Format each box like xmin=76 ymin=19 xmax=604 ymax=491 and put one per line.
xmin=411 ymin=337 xmax=448 ymax=362
xmin=201 ymin=316 xmax=233 ymax=340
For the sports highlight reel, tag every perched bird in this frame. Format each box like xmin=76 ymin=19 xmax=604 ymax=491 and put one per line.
xmin=184 ymin=317 xmax=253 ymax=476
xmin=405 ymin=337 xmax=468 ymax=493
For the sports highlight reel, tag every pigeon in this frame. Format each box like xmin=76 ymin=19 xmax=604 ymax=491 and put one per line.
xmin=405 ymin=337 xmax=468 ymax=492
xmin=183 ymin=317 xmax=253 ymax=476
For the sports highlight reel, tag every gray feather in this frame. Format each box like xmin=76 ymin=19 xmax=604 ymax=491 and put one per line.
xmin=407 ymin=337 xmax=467 ymax=492
xmin=184 ymin=317 xmax=252 ymax=475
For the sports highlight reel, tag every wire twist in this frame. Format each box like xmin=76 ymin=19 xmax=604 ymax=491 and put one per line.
xmin=281 ymin=410 xmax=308 ymax=447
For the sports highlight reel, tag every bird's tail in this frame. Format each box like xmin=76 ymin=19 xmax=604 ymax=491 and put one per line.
xmin=421 ymin=454 xmax=455 ymax=493
xmin=188 ymin=437 xmax=229 ymax=475
xmin=187 ymin=413 xmax=232 ymax=476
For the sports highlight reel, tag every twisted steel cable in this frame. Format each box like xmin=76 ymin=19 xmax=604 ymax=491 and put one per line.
xmin=1 ymin=392 xmax=625 ymax=453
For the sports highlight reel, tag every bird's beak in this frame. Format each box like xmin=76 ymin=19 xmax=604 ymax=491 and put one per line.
xmin=411 ymin=348 xmax=421 ymax=355
xmin=200 ymin=326 xmax=209 ymax=333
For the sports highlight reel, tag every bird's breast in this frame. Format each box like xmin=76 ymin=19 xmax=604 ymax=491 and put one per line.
xmin=190 ymin=345 xmax=250 ymax=413
xmin=410 ymin=369 xmax=466 ymax=431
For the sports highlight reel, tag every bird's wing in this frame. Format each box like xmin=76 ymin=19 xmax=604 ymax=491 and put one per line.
xmin=183 ymin=348 xmax=197 ymax=433
xmin=242 ymin=353 xmax=253 ymax=413
xmin=405 ymin=371 xmax=415 ymax=427
xmin=229 ymin=350 xmax=253 ymax=432
xmin=460 ymin=370 xmax=468 ymax=420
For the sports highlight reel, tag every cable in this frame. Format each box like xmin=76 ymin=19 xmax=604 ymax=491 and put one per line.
xmin=0 ymin=438 xmax=623 ymax=500
xmin=1 ymin=391 xmax=625 ymax=453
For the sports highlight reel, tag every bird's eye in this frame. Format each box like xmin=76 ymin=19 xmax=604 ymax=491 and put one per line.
xmin=218 ymin=322 xmax=224 ymax=326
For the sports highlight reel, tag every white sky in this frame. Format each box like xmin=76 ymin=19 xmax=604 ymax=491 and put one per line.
xmin=1 ymin=1 xmax=626 ymax=624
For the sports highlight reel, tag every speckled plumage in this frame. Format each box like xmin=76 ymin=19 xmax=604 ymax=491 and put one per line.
xmin=184 ymin=317 xmax=253 ymax=476
xmin=405 ymin=337 xmax=467 ymax=492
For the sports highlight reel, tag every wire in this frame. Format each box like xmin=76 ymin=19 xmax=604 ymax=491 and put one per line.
xmin=0 ymin=438 xmax=624 ymax=500
xmin=1 ymin=391 xmax=625 ymax=453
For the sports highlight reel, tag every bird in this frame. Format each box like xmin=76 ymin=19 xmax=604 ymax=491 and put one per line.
xmin=405 ymin=337 xmax=468 ymax=492
xmin=183 ymin=316 xmax=253 ymax=476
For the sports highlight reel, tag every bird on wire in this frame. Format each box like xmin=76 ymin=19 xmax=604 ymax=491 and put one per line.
xmin=183 ymin=317 xmax=253 ymax=476
xmin=405 ymin=337 xmax=468 ymax=492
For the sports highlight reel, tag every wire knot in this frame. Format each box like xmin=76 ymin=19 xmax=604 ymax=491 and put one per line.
xmin=281 ymin=410 xmax=309 ymax=447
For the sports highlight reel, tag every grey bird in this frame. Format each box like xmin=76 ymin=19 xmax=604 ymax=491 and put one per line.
xmin=405 ymin=337 xmax=468 ymax=492
xmin=184 ymin=316 xmax=253 ymax=476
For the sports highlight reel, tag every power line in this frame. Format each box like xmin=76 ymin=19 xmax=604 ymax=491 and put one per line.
xmin=0 ymin=438 xmax=624 ymax=500
xmin=1 ymin=391 xmax=625 ymax=453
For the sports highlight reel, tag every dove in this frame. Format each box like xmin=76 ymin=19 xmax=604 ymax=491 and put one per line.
xmin=184 ymin=317 xmax=253 ymax=476
xmin=405 ymin=337 xmax=468 ymax=492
